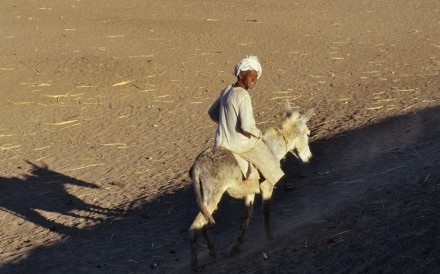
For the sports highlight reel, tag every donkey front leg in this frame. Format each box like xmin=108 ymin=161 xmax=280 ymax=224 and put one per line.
xmin=228 ymin=193 xmax=255 ymax=256
xmin=260 ymin=180 xmax=274 ymax=240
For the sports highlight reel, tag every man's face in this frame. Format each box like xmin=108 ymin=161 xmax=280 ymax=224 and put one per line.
xmin=240 ymin=70 xmax=258 ymax=90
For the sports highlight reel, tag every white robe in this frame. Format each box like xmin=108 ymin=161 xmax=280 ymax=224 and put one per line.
xmin=208 ymin=85 xmax=284 ymax=184
xmin=208 ymin=85 xmax=262 ymax=153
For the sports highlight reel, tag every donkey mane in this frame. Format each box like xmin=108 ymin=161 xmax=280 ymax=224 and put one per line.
xmin=264 ymin=111 xmax=300 ymax=139
xmin=262 ymin=111 xmax=302 ymax=161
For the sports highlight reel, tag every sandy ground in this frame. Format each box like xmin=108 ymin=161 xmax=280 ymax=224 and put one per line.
xmin=1 ymin=0 xmax=439 ymax=273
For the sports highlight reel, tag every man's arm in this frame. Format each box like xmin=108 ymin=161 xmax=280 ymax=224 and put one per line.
xmin=238 ymin=94 xmax=262 ymax=138
xmin=208 ymin=95 xmax=220 ymax=123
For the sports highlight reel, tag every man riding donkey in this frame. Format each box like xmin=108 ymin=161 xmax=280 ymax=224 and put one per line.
xmin=189 ymin=55 xmax=315 ymax=270
xmin=208 ymin=55 xmax=284 ymax=189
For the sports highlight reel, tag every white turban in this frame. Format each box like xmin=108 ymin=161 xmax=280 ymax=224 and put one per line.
xmin=233 ymin=55 xmax=262 ymax=79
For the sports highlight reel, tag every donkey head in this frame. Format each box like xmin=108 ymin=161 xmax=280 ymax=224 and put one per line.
xmin=282 ymin=101 xmax=316 ymax=163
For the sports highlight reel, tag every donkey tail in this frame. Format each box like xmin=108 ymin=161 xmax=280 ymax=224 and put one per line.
xmin=191 ymin=165 xmax=216 ymax=225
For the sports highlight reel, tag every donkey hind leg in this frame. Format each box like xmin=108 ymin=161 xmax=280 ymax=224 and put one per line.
xmin=189 ymin=192 xmax=223 ymax=271
xmin=228 ymin=193 xmax=255 ymax=256
xmin=202 ymin=226 xmax=217 ymax=257
xmin=189 ymin=212 xmax=207 ymax=271
xmin=260 ymin=180 xmax=274 ymax=240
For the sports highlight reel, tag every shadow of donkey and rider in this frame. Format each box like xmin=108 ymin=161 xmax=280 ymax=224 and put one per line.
xmin=0 ymin=161 xmax=116 ymax=233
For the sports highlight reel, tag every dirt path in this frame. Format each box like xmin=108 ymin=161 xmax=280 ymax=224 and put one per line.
xmin=1 ymin=0 xmax=439 ymax=273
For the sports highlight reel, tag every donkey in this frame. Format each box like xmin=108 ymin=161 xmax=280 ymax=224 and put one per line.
xmin=189 ymin=101 xmax=316 ymax=271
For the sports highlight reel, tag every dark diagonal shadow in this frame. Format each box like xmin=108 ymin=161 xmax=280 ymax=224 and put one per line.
xmin=1 ymin=105 xmax=439 ymax=274
xmin=0 ymin=161 xmax=115 ymax=233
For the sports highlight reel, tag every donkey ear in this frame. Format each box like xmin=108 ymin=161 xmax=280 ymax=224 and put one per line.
xmin=284 ymin=100 xmax=293 ymax=117
xmin=301 ymin=103 xmax=317 ymax=122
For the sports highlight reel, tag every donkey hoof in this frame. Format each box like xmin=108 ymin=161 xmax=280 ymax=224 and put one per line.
xmin=209 ymin=250 xmax=217 ymax=257
xmin=191 ymin=262 xmax=203 ymax=272
xmin=227 ymin=245 xmax=240 ymax=257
